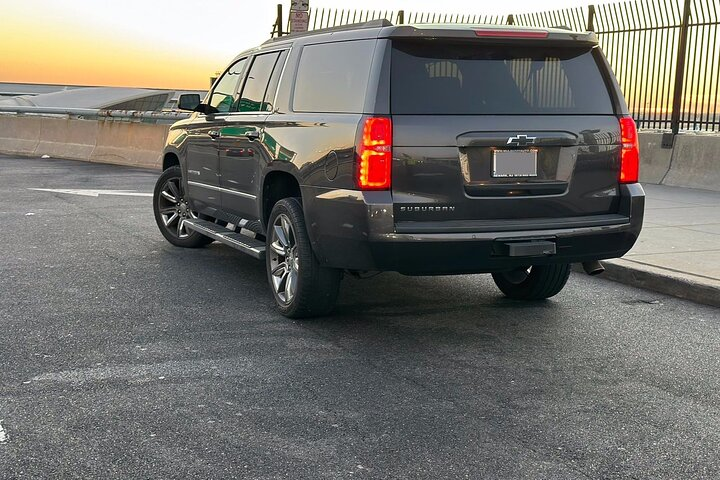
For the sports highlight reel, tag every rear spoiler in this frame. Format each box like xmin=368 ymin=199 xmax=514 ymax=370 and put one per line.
xmin=379 ymin=25 xmax=598 ymax=46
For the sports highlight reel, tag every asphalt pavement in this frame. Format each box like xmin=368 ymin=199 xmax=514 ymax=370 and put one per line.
xmin=1 ymin=155 xmax=719 ymax=479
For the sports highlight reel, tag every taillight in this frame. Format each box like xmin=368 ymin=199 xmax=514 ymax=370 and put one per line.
xmin=356 ymin=116 xmax=392 ymax=190
xmin=619 ymin=116 xmax=639 ymax=184
xmin=474 ymin=29 xmax=549 ymax=39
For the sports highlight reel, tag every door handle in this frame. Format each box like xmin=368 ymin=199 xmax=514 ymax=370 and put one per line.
xmin=245 ymin=129 xmax=261 ymax=141
xmin=208 ymin=130 xmax=220 ymax=139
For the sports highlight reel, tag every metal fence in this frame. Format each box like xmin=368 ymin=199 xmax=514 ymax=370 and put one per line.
xmin=513 ymin=0 xmax=720 ymax=134
xmin=298 ymin=9 xmax=506 ymax=29
xmin=272 ymin=0 xmax=720 ymax=134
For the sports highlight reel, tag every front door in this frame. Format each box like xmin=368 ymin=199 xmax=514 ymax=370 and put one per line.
xmin=184 ymin=119 xmax=222 ymax=217
xmin=185 ymin=58 xmax=247 ymax=217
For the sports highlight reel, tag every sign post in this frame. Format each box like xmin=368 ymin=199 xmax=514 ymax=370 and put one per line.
xmin=289 ymin=0 xmax=309 ymax=33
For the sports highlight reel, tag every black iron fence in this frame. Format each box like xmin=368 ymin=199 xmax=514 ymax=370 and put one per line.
xmin=513 ymin=0 xmax=720 ymax=134
xmin=272 ymin=0 xmax=720 ymax=134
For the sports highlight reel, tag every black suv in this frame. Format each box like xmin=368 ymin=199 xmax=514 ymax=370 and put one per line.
xmin=153 ymin=21 xmax=644 ymax=317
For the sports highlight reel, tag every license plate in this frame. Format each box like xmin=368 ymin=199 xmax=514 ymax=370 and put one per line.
xmin=492 ymin=149 xmax=538 ymax=178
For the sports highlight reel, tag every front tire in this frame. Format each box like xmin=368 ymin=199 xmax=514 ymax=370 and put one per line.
xmin=153 ymin=165 xmax=213 ymax=248
xmin=492 ymin=264 xmax=571 ymax=300
xmin=266 ymin=198 xmax=341 ymax=318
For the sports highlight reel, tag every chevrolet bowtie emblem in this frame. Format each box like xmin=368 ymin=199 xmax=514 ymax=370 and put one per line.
xmin=507 ymin=134 xmax=537 ymax=147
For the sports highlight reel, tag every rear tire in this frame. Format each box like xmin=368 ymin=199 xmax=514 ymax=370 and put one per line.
xmin=492 ymin=263 xmax=571 ymax=300
xmin=153 ymin=165 xmax=213 ymax=248
xmin=266 ymin=198 xmax=341 ymax=318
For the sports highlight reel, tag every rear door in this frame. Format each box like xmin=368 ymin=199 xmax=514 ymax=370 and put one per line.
xmin=218 ymin=50 xmax=285 ymax=220
xmin=389 ymin=40 xmax=622 ymax=231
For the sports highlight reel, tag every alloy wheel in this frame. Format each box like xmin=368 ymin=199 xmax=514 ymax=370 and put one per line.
xmin=269 ymin=213 xmax=299 ymax=304
xmin=157 ymin=176 xmax=197 ymax=239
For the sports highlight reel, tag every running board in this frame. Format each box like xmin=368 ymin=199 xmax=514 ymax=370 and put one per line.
xmin=183 ymin=219 xmax=266 ymax=260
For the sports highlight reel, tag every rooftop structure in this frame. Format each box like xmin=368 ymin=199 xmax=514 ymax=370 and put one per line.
xmin=0 ymin=83 xmax=206 ymax=111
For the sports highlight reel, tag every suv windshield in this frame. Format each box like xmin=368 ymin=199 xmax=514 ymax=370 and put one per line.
xmin=391 ymin=42 xmax=614 ymax=115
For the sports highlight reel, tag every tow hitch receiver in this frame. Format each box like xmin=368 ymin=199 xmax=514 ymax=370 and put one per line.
xmin=494 ymin=240 xmax=557 ymax=257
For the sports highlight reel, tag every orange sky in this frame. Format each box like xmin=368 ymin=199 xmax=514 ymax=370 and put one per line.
xmin=1 ymin=0 xmax=592 ymax=90
xmin=0 ymin=0 xmax=275 ymax=90
xmin=0 ymin=14 xmax=237 ymax=90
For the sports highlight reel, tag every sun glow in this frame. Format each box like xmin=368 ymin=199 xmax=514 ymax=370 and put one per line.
xmin=1 ymin=0 xmax=592 ymax=89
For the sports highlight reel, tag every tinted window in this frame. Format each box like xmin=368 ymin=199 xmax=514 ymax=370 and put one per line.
xmin=293 ymin=40 xmax=375 ymax=113
xmin=209 ymin=59 xmax=247 ymax=113
xmin=261 ymin=50 xmax=288 ymax=112
xmin=391 ymin=42 xmax=613 ymax=115
xmin=236 ymin=52 xmax=280 ymax=112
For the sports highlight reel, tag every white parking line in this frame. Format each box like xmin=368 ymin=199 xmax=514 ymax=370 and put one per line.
xmin=28 ymin=188 xmax=152 ymax=197
xmin=0 ymin=420 xmax=7 ymax=444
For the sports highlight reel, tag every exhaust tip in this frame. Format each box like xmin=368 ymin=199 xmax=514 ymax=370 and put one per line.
xmin=582 ymin=260 xmax=605 ymax=276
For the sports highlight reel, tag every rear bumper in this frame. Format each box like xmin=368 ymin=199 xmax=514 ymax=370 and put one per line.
xmin=302 ymin=183 xmax=645 ymax=275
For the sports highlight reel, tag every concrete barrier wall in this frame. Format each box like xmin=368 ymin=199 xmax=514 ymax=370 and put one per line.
xmin=91 ymin=121 xmax=169 ymax=169
xmin=0 ymin=115 xmax=718 ymax=190
xmin=639 ymin=132 xmax=720 ymax=192
xmin=36 ymin=117 xmax=98 ymax=161
xmin=638 ymin=133 xmax=672 ymax=184
xmin=0 ymin=115 xmax=168 ymax=169
xmin=663 ymin=135 xmax=720 ymax=191
xmin=0 ymin=115 xmax=42 ymax=155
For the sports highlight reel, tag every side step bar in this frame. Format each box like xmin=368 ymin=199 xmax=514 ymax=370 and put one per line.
xmin=183 ymin=219 xmax=266 ymax=260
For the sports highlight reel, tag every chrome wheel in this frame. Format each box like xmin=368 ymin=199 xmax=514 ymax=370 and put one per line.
xmin=269 ymin=213 xmax=298 ymax=305
xmin=157 ymin=176 xmax=197 ymax=239
xmin=265 ymin=198 xmax=342 ymax=318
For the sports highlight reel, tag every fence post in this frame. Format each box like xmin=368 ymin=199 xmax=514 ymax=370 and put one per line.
xmin=507 ymin=14 xmax=515 ymax=25
xmin=669 ymin=0 xmax=692 ymax=139
xmin=398 ymin=10 xmax=405 ymax=24
xmin=586 ymin=4 xmax=595 ymax=31
xmin=272 ymin=3 xmax=283 ymax=37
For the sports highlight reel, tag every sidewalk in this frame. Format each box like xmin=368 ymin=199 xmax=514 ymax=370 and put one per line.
xmin=597 ymin=183 xmax=720 ymax=307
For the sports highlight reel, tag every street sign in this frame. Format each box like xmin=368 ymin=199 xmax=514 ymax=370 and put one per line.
xmin=290 ymin=10 xmax=309 ymax=33
xmin=291 ymin=0 xmax=309 ymax=11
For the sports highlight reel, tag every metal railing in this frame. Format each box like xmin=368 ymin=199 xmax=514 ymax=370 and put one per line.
xmin=300 ymin=9 xmax=505 ymax=29
xmin=512 ymin=0 xmax=720 ymax=135
xmin=0 ymin=105 xmax=190 ymax=124
xmin=271 ymin=0 xmax=720 ymax=135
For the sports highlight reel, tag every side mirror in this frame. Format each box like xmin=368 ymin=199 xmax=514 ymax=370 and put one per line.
xmin=177 ymin=94 xmax=201 ymax=111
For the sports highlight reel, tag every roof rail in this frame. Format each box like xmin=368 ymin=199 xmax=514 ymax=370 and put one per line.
xmin=263 ymin=18 xmax=393 ymax=44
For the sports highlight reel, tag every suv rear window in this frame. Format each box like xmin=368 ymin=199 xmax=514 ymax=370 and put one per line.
xmin=391 ymin=42 xmax=614 ymax=115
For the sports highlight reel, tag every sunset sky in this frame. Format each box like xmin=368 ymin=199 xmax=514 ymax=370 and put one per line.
xmin=1 ymin=0 xmax=592 ymax=90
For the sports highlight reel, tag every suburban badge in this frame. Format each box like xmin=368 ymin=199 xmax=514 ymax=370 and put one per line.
xmin=400 ymin=206 xmax=456 ymax=212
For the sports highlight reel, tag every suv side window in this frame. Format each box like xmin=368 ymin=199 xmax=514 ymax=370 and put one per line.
xmin=260 ymin=50 xmax=288 ymax=112
xmin=235 ymin=52 xmax=281 ymax=112
xmin=292 ymin=40 xmax=376 ymax=113
xmin=208 ymin=58 xmax=247 ymax=113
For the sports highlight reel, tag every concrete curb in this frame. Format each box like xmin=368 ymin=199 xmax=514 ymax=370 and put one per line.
xmin=574 ymin=260 xmax=720 ymax=308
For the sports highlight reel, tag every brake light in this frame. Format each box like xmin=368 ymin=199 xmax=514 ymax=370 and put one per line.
xmin=619 ymin=116 xmax=639 ymax=184
xmin=357 ymin=117 xmax=392 ymax=190
xmin=474 ymin=29 xmax=549 ymax=39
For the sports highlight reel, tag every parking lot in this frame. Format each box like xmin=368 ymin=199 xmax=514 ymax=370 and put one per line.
xmin=1 ymin=155 xmax=719 ymax=479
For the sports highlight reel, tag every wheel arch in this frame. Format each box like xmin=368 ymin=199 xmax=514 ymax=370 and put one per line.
xmin=162 ymin=151 xmax=180 ymax=171
xmin=261 ymin=170 xmax=303 ymax=229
